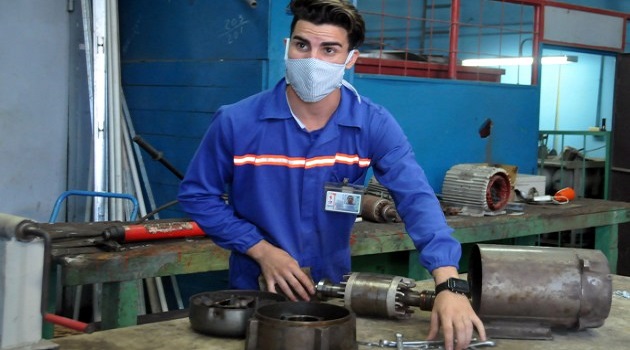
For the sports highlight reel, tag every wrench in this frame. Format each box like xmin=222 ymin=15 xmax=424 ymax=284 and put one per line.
xmin=359 ymin=338 xmax=495 ymax=349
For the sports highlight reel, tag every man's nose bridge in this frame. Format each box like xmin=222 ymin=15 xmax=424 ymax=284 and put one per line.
xmin=308 ymin=48 xmax=320 ymax=59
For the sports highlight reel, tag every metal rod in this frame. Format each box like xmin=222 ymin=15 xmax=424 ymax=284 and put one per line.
xmin=92 ymin=0 xmax=108 ymax=222
xmin=448 ymin=0 xmax=460 ymax=79
xmin=17 ymin=222 xmax=95 ymax=333
xmin=133 ymin=135 xmax=185 ymax=180
xmin=532 ymin=3 xmax=541 ymax=85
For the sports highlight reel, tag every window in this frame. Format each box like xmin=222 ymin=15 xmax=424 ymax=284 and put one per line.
xmin=356 ymin=1 xmax=536 ymax=85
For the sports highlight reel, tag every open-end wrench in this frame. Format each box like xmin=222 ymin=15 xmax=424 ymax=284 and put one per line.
xmin=466 ymin=340 xmax=496 ymax=349
xmin=359 ymin=338 xmax=495 ymax=349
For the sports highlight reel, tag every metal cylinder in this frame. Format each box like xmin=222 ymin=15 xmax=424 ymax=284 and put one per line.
xmin=468 ymin=244 xmax=612 ymax=339
xmin=442 ymin=164 xmax=511 ymax=213
xmin=0 ymin=214 xmax=56 ymax=348
xmin=188 ymin=290 xmax=286 ymax=338
xmin=244 ymin=301 xmax=356 ymax=350
xmin=0 ymin=213 xmax=32 ymax=241
xmin=316 ymin=273 xmax=435 ymax=318
xmin=343 ymin=273 xmax=415 ymax=319
xmin=360 ymin=195 xmax=400 ymax=223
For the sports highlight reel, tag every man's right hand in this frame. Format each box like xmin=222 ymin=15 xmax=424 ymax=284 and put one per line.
xmin=246 ymin=240 xmax=315 ymax=301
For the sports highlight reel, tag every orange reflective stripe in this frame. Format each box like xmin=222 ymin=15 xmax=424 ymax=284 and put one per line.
xmin=233 ymin=153 xmax=371 ymax=169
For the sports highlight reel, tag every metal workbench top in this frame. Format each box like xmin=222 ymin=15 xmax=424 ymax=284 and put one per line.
xmin=44 ymin=198 xmax=630 ymax=331
xmin=53 ymin=274 xmax=630 ymax=350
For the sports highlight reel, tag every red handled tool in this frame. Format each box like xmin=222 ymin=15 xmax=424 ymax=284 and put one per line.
xmin=102 ymin=219 xmax=206 ymax=243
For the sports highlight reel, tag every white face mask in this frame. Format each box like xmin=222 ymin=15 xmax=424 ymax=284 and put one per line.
xmin=285 ymin=41 xmax=355 ymax=103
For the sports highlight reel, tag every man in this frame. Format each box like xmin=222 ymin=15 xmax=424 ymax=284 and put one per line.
xmin=178 ymin=1 xmax=485 ymax=349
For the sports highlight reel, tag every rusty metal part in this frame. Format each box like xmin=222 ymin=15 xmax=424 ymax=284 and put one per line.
xmin=441 ymin=164 xmax=511 ymax=215
xmin=468 ymin=244 xmax=612 ymax=340
xmin=316 ymin=272 xmax=434 ymax=319
xmin=316 ymin=244 xmax=612 ymax=341
xmin=359 ymin=335 xmax=496 ymax=349
xmin=188 ymin=290 xmax=286 ymax=338
xmin=361 ymin=195 xmax=401 ymax=223
xmin=244 ymin=301 xmax=356 ymax=350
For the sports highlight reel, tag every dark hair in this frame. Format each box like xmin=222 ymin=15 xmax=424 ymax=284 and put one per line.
xmin=288 ymin=0 xmax=365 ymax=50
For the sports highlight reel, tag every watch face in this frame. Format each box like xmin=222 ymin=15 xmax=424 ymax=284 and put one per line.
xmin=449 ymin=278 xmax=470 ymax=293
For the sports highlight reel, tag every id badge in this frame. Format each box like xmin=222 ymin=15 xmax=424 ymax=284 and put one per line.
xmin=324 ymin=180 xmax=364 ymax=215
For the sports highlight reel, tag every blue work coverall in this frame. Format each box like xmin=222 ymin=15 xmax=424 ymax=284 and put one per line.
xmin=177 ymin=79 xmax=460 ymax=289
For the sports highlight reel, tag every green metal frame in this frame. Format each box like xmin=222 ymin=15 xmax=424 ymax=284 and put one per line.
xmin=538 ymin=130 xmax=611 ymax=199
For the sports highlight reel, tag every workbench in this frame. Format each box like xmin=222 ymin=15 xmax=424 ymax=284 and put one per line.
xmin=52 ymin=274 xmax=630 ymax=349
xmin=49 ymin=198 xmax=630 ymax=330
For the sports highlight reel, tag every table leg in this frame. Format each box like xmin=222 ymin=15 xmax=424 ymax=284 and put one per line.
xmin=594 ymin=224 xmax=618 ymax=274
xmin=42 ymin=265 xmax=58 ymax=339
xmin=408 ymin=251 xmax=432 ymax=281
xmin=101 ymin=280 xmax=139 ymax=329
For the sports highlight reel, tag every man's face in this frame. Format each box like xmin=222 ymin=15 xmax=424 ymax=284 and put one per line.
xmin=288 ymin=20 xmax=357 ymax=67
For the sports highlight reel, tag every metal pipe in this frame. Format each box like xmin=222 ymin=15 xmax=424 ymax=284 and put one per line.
xmin=106 ymin=0 xmax=123 ymax=221
xmin=447 ymin=0 xmax=460 ymax=79
xmin=122 ymin=94 xmax=160 ymax=220
xmin=92 ymin=0 xmax=108 ymax=222
xmin=16 ymin=221 xmax=95 ymax=333
xmin=468 ymin=244 xmax=612 ymax=339
xmin=133 ymin=135 xmax=185 ymax=180
xmin=121 ymin=115 xmax=147 ymax=220
xmin=81 ymin=0 xmax=94 ymax=121
xmin=531 ymin=3 xmax=542 ymax=85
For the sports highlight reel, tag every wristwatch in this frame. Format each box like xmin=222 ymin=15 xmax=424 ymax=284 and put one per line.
xmin=435 ymin=277 xmax=470 ymax=296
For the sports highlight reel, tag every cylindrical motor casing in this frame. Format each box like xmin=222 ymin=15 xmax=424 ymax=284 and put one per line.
xmin=468 ymin=244 xmax=612 ymax=336
xmin=244 ymin=301 xmax=356 ymax=350
xmin=442 ymin=164 xmax=511 ymax=213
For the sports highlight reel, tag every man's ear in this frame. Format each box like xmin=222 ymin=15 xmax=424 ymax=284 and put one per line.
xmin=345 ymin=50 xmax=360 ymax=69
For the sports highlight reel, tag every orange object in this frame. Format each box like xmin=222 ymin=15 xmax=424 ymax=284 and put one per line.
xmin=554 ymin=187 xmax=576 ymax=202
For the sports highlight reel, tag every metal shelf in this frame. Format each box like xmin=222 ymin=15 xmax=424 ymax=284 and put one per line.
xmin=538 ymin=130 xmax=611 ymax=199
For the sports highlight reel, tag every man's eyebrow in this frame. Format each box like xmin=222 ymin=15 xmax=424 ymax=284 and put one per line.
xmin=321 ymin=41 xmax=343 ymax=48
xmin=292 ymin=35 xmax=310 ymax=44
xmin=292 ymin=35 xmax=343 ymax=48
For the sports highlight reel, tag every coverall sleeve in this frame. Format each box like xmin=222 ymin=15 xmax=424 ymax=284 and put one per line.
xmin=368 ymin=106 xmax=461 ymax=273
xmin=177 ymin=108 xmax=264 ymax=254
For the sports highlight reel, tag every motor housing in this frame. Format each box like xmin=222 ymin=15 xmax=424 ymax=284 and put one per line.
xmin=441 ymin=164 xmax=512 ymax=216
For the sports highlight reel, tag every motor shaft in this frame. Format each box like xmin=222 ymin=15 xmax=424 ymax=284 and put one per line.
xmin=316 ymin=272 xmax=436 ymax=319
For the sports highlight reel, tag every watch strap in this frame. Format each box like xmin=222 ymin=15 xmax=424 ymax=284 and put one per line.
xmin=435 ymin=278 xmax=469 ymax=295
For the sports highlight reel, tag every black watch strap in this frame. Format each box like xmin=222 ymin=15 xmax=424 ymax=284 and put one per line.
xmin=435 ymin=277 xmax=470 ymax=295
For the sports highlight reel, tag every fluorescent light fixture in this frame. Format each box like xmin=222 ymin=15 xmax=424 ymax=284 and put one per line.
xmin=462 ymin=55 xmax=578 ymax=67
xmin=540 ymin=55 xmax=578 ymax=65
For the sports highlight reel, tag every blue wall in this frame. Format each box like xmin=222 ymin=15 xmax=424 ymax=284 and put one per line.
xmin=118 ymin=0 xmax=622 ymax=217
xmin=119 ymin=0 xmax=270 ymax=217
xmin=354 ymin=75 xmax=540 ymax=191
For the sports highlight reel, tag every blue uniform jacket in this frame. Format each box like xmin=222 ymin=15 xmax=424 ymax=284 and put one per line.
xmin=177 ymin=79 xmax=460 ymax=289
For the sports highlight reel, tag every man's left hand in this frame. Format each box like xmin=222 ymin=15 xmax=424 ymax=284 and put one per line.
xmin=428 ymin=267 xmax=486 ymax=350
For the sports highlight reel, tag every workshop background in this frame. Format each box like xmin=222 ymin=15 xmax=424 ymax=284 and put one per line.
xmin=1 ymin=0 xmax=630 ymax=280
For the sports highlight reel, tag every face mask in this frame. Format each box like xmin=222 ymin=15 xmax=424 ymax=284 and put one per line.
xmin=285 ymin=41 xmax=355 ymax=103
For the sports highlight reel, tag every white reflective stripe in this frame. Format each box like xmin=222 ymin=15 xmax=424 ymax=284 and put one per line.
xmin=234 ymin=153 xmax=371 ymax=168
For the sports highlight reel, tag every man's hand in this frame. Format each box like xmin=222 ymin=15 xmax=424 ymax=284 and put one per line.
xmin=246 ymin=240 xmax=315 ymax=301
xmin=427 ymin=267 xmax=486 ymax=350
